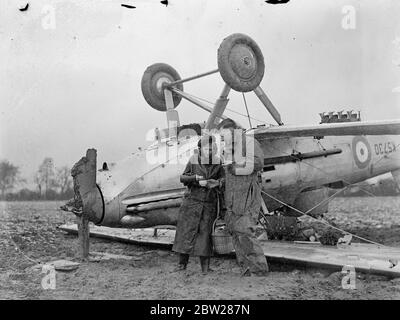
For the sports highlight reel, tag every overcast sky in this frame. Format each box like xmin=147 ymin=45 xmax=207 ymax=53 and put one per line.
xmin=1 ymin=0 xmax=400 ymax=187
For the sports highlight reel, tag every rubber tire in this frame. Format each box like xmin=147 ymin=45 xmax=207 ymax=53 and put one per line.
xmin=217 ymin=33 xmax=265 ymax=92
xmin=141 ymin=63 xmax=183 ymax=112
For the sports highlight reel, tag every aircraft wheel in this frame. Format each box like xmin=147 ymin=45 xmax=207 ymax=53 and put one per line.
xmin=141 ymin=63 xmax=183 ymax=111
xmin=217 ymin=33 xmax=265 ymax=92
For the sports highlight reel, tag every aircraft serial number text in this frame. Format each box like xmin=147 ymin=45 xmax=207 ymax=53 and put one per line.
xmin=374 ymin=142 xmax=397 ymax=155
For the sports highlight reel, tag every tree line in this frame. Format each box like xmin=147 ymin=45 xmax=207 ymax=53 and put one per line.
xmin=0 ymin=158 xmax=73 ymax=201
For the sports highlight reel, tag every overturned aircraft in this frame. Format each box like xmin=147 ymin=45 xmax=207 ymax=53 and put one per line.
xmin=61 ymin=33 xmax=400 ymax=274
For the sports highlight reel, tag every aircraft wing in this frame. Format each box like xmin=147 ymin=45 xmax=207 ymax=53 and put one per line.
xmin=253 ymin=119 xmax=400 ymax=139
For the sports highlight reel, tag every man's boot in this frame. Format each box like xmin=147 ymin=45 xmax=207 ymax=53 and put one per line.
xmin=173 ymin=253 xmax=189 ymax=272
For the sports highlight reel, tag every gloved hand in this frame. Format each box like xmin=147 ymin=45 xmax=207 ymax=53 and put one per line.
xmin=205 ymin=179 xmax=220 ymax=189
xmin=198 ymin=179 xmax=219 ymax=188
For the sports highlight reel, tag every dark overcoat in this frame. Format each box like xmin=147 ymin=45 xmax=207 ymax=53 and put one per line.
xmin=172 ymin=154 xmax=224 ymax=257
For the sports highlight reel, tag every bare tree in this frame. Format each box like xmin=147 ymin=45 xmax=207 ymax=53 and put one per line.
xmin=55 ymin=166 xmax=72 ymax=194
xmin=36 ymin=157 xmax=55 ymax=199
xmin=33 ymin=172 xmax=42 ymax=196
xmin=0 ymin=160 xmax=20 ymax=199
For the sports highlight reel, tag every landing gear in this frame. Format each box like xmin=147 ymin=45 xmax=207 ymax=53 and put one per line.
xmin=217 ymin=33 xmax=265 ymax=92
xmin=141 ymin=63 xmax=183 ymax=111
xmin=140 ymin=33 xmax=283 ymax=128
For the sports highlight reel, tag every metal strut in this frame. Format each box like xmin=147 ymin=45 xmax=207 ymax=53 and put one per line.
xmin=169 ymin=87 xmax=227 ymax=119
xmin=164 ymin=69 xmax=219 ymax=88
xmin=254 ymin=86 xmax=284 ymax=126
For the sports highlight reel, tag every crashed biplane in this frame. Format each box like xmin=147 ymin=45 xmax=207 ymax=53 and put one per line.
xmin=61 ymin=33 xmax=400 ymax=276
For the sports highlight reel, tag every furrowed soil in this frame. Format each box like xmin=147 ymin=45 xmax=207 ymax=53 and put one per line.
xmin=1 ymin=198 xmax=400 ymax=300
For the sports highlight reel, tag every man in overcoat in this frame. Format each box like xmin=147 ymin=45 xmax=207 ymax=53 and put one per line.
xmin=172 ymin=135 xmax=224 ymax=273
xmin=218 ymin=119 xmax=269 ymax=276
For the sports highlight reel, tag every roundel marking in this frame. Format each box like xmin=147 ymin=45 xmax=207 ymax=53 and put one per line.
xmin=352 ymin=136 xmax=371 ymax=169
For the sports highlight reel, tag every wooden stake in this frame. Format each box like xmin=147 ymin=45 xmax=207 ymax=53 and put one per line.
xmin=74 ymin=148 xmax=97 ymax=261
xmin=77 ymin=215 xmax=90 ymax=260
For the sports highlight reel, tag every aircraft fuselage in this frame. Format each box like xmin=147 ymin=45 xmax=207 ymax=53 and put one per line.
xmin=90 ymin=133 xmax=400 ymax=228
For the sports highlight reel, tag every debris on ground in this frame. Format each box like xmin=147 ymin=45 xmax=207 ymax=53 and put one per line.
xmin=338 ymin=235 xmax=353 ymax=245
xmin=318 ymin=230 xmax=342 ymax=246
xmin=48 ymin=260 xmax=80 ymax=272
xmin=89 ymin=252 xmax=135 ymax=262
